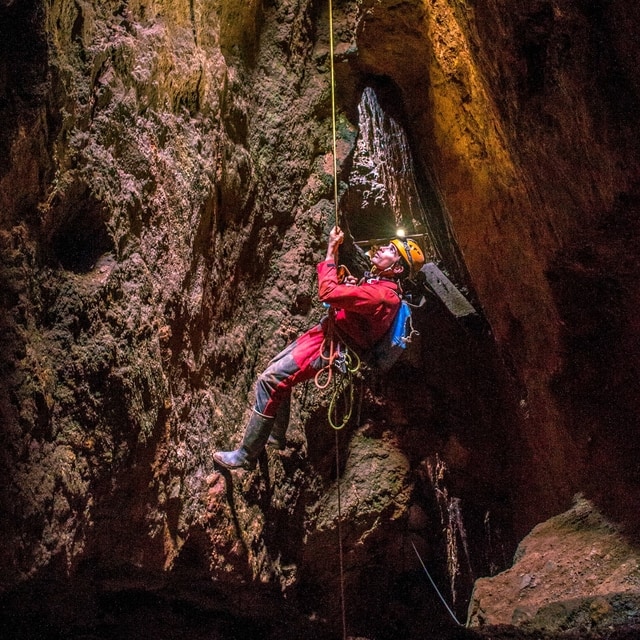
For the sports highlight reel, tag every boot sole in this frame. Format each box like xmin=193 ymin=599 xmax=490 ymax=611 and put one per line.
xmin=213 ymin=453 xmax=255 ymax=471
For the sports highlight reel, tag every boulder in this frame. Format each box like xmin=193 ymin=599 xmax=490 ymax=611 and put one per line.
xmin=468 ymin=496 xmax=640 ymax=635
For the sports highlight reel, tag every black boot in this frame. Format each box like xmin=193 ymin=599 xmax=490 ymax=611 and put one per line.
xmin=266 ymin=398 xmax=290 ymax=450
xmin=213 ymin=410 xmax=275 ymax=470
xmin=267 ymin=423 xmax=286 ymax=450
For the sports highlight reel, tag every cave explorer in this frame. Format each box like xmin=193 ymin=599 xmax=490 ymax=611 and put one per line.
xmin=213 ymin=225 xmax=425 ymax=471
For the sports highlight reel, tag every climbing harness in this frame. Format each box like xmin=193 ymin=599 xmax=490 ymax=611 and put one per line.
xmin=314 ymin=310 xmax=362 ymax=430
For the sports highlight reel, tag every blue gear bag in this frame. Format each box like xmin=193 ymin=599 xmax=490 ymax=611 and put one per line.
xmin=367 ymin=299 xmax=416 ymax=371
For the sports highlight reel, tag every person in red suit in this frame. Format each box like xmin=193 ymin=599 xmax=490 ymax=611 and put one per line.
xmin=213 ymin=226 xmax=424 ymax=470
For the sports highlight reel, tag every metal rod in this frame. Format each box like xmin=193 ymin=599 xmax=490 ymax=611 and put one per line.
xmin=352 ymin=233 xmax=428 ymax=247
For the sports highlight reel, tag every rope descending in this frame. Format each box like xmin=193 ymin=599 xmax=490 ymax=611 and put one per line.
xmin=411 ymin=540 xmax=463 ymax=627
xmin=327 ymin=2 xmax=348 ymax=637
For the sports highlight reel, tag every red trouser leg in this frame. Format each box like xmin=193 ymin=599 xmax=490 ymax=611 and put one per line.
xmin=254 ymin=325 xmax=326 ymax=417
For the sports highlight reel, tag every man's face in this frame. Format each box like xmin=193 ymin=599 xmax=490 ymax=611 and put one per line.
xmin=371 ymin=243 xmax=402 ymax=272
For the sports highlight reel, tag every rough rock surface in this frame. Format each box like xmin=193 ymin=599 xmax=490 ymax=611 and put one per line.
xmin=469 ymin=497 xmax=640 ymax=635
xmin=1 ymin=0 xmax=640 ymax=638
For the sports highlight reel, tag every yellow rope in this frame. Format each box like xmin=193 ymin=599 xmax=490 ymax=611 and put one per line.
xmin=327 ymin=349 xmax=360 ymax=430
xmin=328 ymin=4 xmax=347 ymax=638
xmin=328 ymin=0 xmax=340 ymax=227
xmin=313 ymin=310 xmax=361 ymax=429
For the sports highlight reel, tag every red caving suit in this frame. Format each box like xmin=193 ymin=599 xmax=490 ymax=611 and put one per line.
xmin=254 ymin=260 xmax=401 ymax=417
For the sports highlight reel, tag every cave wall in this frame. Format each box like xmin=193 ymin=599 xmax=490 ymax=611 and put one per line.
xmin=352 ymin=0 xmax=640 ymax=534
xmin=1 ymin=0 xmax=640 ymax=637
xmin=0 ymin=0 xmax=329 ymax=584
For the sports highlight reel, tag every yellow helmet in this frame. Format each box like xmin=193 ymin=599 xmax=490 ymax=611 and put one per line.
xmin=390 ymin=238 xmax=425 ymax=275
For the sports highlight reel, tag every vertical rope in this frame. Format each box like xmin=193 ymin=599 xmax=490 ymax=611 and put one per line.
xmin=335 ymin=429 xmax=347 ymax=640
xmin=328 ymin=0 xmax=340 ymax=227
xmin=329 ymin=3 xmax=347 ymax=637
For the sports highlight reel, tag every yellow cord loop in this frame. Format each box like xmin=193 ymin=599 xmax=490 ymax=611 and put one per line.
xmin=327 ymin=348 xmax=360 ymax=430
xmin=313 ymin=310 xmax=361 ymax=430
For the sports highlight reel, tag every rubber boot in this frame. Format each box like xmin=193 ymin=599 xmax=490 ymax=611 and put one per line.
xmin=267 ymin=398 xmax=290 ymax=450
xmin=213 ymin=410 xmax=275 ymax=470
xmin=267 ymin=421 xmax=287 ymax=450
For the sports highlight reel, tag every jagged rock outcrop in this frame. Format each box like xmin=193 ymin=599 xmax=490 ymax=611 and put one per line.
xmin=1 ymin=0 xmax=640 ymax=638
xmin=469 ymin=497 xmax=640 ymax=634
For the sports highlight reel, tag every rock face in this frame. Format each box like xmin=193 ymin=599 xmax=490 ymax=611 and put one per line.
xmin=469 ymin=497 xmax=640 ymax=634
xmin=1 ymin=0 xmax=640 ymax=638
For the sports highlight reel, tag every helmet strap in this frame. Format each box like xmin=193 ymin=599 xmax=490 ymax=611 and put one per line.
xmin=373 ymin=261 xmax=404 ymax=278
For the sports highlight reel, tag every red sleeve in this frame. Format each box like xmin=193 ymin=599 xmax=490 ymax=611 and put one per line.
xmin=316 ymin=261 xmax=397 ymax=313
xmin=316 ymin=262 xmax=401 ymax=348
